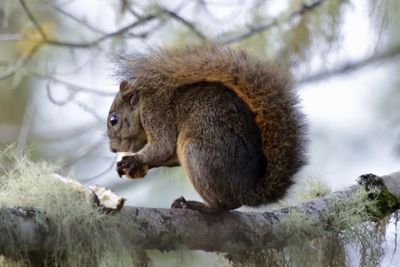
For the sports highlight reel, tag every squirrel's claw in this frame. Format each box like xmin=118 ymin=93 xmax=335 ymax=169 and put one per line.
xmin=116 ymin=156 xmax=134 ymax=178
xmin=116 ymin=166 xmax=125 ymax=178
xmin=171 ymin=196 xmax=190 ymax=209
xmin=116 ymin=155 xmax=148 ymax=179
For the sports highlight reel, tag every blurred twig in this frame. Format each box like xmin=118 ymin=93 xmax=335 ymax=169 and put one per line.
xmin=44 ymin=14 xmax=157 ymax=48
xmin=219 ymin=0 xmax=328 ymax=45
xmin=0 ymin=44 xmax=41 ymax=81
xmin=298 ymin=43 xmax=400 ymax=84
xmin=35 ymin=73 xmax=116 ymax=97
xmin=40 ymin=49 xmax=102 ymax=76
xmin=194 ymin=0 xmax=244 ymax=24
xmin=45 ymin=81 xmax=104 ymax=123
xmin=19 ymin=0 xmax=48 ymax=40
xmin=161 ymin=7 xmax=207 ymax=41
xmin=72 ymin=99 xmax=104 ymax=123
xmin=61 ymin=139 xmax=104 ymax=169
xmin=53 ymin=5 xmax=151 ymax=39
xmin=20 ymin=0 xmax=158 ymax=49
xmin=120 ymin=0 xmax=143 ymax=18
xmin=53 ymin=6 xmax=106 ymax=35
xmin=45 ymin=80 xmax=78 ymax=106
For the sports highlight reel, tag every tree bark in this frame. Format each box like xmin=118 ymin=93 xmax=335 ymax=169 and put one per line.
xmin=0 ymin=172 xmax=399 ymax=257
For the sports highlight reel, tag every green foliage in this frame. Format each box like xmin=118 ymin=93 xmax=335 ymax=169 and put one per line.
xmin=222 ymin=0 xmax=348 ymax=69
xmin=280 ymin=0 xmax=346 ymax=66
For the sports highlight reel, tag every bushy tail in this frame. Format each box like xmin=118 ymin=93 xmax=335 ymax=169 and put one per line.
xmin=118 ymin=44 xmax=307 ymax=206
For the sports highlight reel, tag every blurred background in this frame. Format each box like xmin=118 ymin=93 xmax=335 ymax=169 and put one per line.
xmin=0 ymin=0 xmax=399 ymax=266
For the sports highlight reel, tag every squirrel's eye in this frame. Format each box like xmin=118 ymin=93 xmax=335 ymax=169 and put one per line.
xmin=110 ymin=114 xmax=118 ymax=126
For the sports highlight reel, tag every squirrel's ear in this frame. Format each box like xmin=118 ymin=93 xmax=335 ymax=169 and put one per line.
xmin=119 ymin=80 xmax=131 ymax=93
xmin=119 ymin=80 xmax=136 ymax=102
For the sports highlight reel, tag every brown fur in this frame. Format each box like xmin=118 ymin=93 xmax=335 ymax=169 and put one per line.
xmin=109 ymin=45 xmax=307 ymax=212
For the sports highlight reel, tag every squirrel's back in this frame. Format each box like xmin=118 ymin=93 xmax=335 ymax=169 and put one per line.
xmin=118 ymin=45 xmax=307 ymax=206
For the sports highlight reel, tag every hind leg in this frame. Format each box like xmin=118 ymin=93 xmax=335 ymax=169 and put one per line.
xmin=172 ymin=135 xmax=246 ymax=213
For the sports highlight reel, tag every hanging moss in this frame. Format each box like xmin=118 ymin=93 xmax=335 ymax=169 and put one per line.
xmin=0 ymin=150 xmax=142 ymax=267
xmin=226 ymin=178 xmax=390 ymax=267
xmin=0 ymin=150 xmax=396 ymax=267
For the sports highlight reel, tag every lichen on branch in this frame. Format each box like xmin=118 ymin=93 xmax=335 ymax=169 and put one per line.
xmin=0 ymin=151 xmax=399 ymax=267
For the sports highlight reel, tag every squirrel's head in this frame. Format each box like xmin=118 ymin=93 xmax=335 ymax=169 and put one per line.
xmin=107 ymin=80 xmax=147 ymax=153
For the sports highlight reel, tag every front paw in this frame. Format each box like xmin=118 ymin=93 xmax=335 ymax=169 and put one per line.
xmin=116 ymin=156 xmax=148 ymax=179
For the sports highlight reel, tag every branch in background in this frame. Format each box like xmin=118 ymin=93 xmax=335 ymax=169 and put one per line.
xmin=45 ymin=80 xmax=78 ymax=106
xmin=41 ymin=50 xmax=102 ymax=76
xmin=121 ymin=0 xmax=144 ymax=19
xmin=35 ymin=73 xmax=116 ymax=97
xmin=52 ymin=5 xmax=107 ymax=35
xmin=18 ymin=1 xmax=201 ymax=50
xmin=219 ymin=0 xmax=328 ymax=45
xmin=298 ymin=44 xmax=400 ymax=84
xmin=53 ymin=5 xmax=152 ymax=40
xmin=0 ymin=44 xmax=41 ymax=81
xmin=193 ymin=0 xmax=244 ymax=24
xmin=19 ymin=0 xmax=158 ymax=49
xmin=0 ymin=171 xmax=399 ymax=258
xmin=72 ymin=99 xmax=104 ymax=123
xmin=44 ymin=81 xmax=104 ymax=123
xmin=8 ymin=0 xmax=197 ymax=85
xmin=12 ymin=0 xmax=400 ymax=89
xmin=61 ymin=139 xmax=104 ymax=169
xmin=161 ymin=8 xmax=207 ymax=41
xmin=19 ymin=0 xmax=48 ymax=40
xmin=44 ymin=14 xmax=157 ymax=48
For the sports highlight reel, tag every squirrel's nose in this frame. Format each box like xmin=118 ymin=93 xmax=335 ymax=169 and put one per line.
xmin=109 ymin=143 xmax=118 ymax=153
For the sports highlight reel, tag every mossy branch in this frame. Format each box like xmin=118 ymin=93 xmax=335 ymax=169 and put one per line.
xmin=0 ymin=172 xmax=399 ymax=261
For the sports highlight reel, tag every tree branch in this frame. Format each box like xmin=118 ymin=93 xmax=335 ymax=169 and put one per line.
xmin=0 ymin=171 xmax=399 ymax=258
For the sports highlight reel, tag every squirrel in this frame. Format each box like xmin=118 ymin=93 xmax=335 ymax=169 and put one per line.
xmin=107 ymin=44 xmax=307 ymax=213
